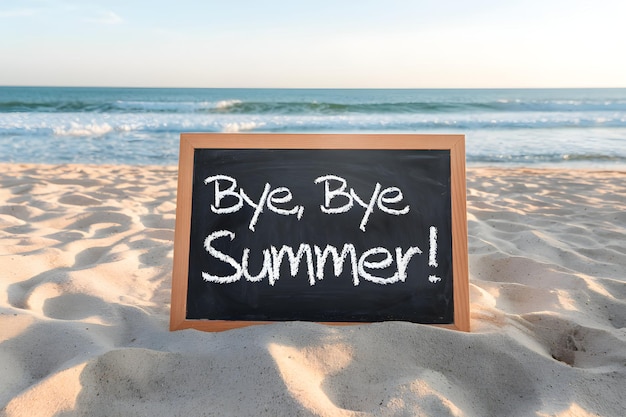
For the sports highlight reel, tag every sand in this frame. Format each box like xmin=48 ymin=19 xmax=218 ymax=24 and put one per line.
xmin=0 ymin=163 xmax=624 ymax=417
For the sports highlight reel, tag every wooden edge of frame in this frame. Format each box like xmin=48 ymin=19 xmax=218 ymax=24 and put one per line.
xmin=450 ymin=137 xmax=470 ymax=332
xmin=170 ymin=133 xmax=470 ymax=332
xmin=169 ymin=137 xmax=195 ymax=331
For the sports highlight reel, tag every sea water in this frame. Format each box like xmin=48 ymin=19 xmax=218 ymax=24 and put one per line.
xmin=1 ymin=87 xmax=625 ymax=168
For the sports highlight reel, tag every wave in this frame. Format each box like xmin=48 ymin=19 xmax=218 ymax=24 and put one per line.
xmin=215 ymin=99 xmax=243 ymax=110
xmin=0 ymin=99 xmax=244 ymax=114
xmin=2 ymin=111 xmax=626 ymax=138
xmin=199 ymin=99 xmax=626 ymax=115
xmin=3 ymin=98 xmax=626 ymax=115
xmin=0 ymin=100 xmax=114 ymax=113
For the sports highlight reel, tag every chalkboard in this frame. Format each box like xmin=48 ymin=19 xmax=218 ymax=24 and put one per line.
xmin=171 ymin=134 xmax=469 ymax=332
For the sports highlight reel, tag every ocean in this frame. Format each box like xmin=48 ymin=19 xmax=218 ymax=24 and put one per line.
xmin=1 ymin=87 xmax=625 ymax=168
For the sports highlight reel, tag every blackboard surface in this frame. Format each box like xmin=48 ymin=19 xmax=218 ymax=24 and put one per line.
xmin=171 ymin=134 xmax=469 ymax=331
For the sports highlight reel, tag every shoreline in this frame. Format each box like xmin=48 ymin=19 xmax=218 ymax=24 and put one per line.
xmin=3 ymin=161 xmax=625 ymax=171
xmin=1 ymin=163 xmax=625 ymax=416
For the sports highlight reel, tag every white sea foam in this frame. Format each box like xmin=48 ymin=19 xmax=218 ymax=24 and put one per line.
xmin=3 ymin=109 xmax=625 ymax=139
xmin=52 ymin=122 xmax=113 ymax=137
xmin=222 ymin=121 xmax=265 ymax=133
xmin=215 ymin=100 xmax=243 ymax=110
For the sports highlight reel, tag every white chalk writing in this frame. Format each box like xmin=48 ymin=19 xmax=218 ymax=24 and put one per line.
xmin=202 ymin=230 xmax=422 ymax=286
xmin=204 ymin=175 xmax=304 ymax=232
xmin=429 ymin=226 xmax=438 ymax=267
xmin=201 ymin=174 xmax=443 ymax=285
xmin=314 ymin=175 xmax=409 ymax=232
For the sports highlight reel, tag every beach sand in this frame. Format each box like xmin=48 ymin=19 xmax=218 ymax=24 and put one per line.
xmin=1 ymin=163 xmax=624 ymax=416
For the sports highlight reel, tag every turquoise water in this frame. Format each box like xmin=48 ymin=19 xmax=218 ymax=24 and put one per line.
xmin=1 ymin=87 xmax=625 ymax=167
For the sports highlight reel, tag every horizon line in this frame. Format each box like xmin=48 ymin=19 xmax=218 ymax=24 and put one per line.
xmin=2 ymin=85 xmax=626 ymax=90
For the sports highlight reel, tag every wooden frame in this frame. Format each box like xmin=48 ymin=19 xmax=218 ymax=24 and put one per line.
xmin=170 ymin=133 xmax=469 ymax=332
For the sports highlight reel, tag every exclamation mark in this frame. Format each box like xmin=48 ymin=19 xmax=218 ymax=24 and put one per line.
xmin=428 ymin=226 xmax=441 ymax=283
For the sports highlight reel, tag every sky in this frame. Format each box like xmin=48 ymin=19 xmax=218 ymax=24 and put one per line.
xmin=1 ymin=0 xmax=625 ymax=88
